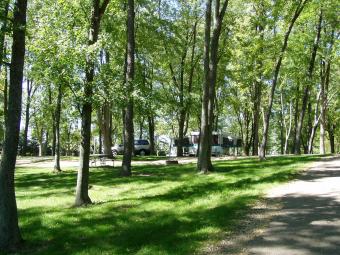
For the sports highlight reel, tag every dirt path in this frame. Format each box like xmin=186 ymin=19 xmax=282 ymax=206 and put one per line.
xmin=205 ymin=157 xmax=340 ymax=255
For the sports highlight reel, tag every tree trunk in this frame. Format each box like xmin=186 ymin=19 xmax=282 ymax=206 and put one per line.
xmin=177 ymin=111 xmax=185 ymax=157
xmin=66 ymin=124 xmax=72 ymax=156
xmin=285 ymin=102 xmax=293 ymax=154
xmin=252 ymin=80 xmax=261 ymax=156
xmin=75 ymin=0 xmax=110 ymax=206
xmin=148 ymin=115 xmax=155 ymax=155
xmin=54 ymin=83 xmax=62 ymax=172
xmin=198 ymin=0 xmax=229 ymax=173
xmin=0 ymin=0 xmax=27 ymax=250
xmin=259 ymin=0 xmax=308 ymax=160
xmin=306 ymin=102 xmax=313 ymax=152
xmin=96 ymin=107 xmax=103 ymax=153
xmin=44 ymin=131 xmax=49 ymax=156
xmin=98 ymin=128 xmax=102 ymax=154
xmin=279 ymin=108 xmax=284 ymax=155
xmin=308 ymin=122 xmax=318 ymax=154
xmin=121 ymin=0 xmax=135 ymax=176
xmin=252 ymin=5 xmax=264 ymax=156
xmin=328 ymin=123 xmax=335 ymax=154
xmin=307 ymin=90 xmax=321 ymax=154
xmin=75 ymin=100 xmax=92 ymax=206
xmin=139 ymin=118 xmax=143 ymax=140
xmin=198 ymin=0 xmax=212 ymax=173
xmin=319 ymin=58 xmax=331 ymax=154
xmin=37 ymin=127 xmax=44 ymax=157
xmin=3 ymin=65 xmax=8 ymax=122
xmin=291 ymin=84 xmax=300 ymax=154
xmin=102 ymin=102 xmax=112 ymax=157
xmin=22 ymin=79 xmax=33 ymax=155
xmin=294 ymin=10 xmax=322 ymax=154
xmin=319 ymin=119 xmax=325 ymax=154
xmin=0 ymin=0 xmax=9 ymax=72
xmin=280 ymin=92 xmax=293 ymax=154
xmin=52 ymin=120 xmax=56 ymax=156
xmin=48 ymin=84 xmax=56 ymax=156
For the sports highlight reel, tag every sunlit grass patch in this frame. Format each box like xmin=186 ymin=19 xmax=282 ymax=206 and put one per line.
xmin=15 ymin=155 xmax=323 ymax=254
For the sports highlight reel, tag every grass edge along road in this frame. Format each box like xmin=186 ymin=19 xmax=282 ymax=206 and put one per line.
xmin=13 ymin=155 xmax=325 ymax=255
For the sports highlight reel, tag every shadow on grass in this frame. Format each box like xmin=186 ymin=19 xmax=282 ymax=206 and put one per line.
xmin=13 ymin=155 xmax=326 ymax=255
xmin=19 ymin=194 xmax=258 ymax=255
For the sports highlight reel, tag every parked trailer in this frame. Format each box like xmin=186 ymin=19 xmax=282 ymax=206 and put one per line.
xmin=170 ymin=131 xmax=242 ymax=157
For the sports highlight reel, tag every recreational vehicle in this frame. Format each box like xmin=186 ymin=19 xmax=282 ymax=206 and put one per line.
xmin=170 ymin=131 xmax=242 ymax=156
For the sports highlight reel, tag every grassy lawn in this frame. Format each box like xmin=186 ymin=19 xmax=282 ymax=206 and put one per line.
xmin=14 ymin=155 xmax=323 ymax=255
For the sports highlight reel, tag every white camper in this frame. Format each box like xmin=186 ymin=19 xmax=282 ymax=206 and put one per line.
xmin=170 ymin=131 xmax=241 ymax=156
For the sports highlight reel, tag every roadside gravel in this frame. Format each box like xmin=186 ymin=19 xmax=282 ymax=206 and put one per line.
xmin=203 ymin=157 xmax=340 ymax=255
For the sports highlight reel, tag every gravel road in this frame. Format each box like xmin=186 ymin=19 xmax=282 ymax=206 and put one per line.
xmin=204 ymin=157 xmax=340 ymax=255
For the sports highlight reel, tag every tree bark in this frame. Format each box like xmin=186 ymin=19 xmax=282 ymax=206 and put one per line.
xmin=3 ymin=65 xmax=8 ymax=121
xmin=252 ymin=2 xmax=264 ymax=156
xmin=54 ymin=83 xmax=62 ymax=172
xmin=328 ymin=123 xmax=335 ymax=154
xmin=121 ymin=0 xmax=135 ymax=176
xmin=198 ymin=0 xmax=229 ymax=173
xmin=1 ymin=5 xmax=9 ymax=127
xmin=259 ymin=0 xmax=308 ymax=159
xmin=102 ymin=102 xmax=112 ymax=157
xmin=307 ymin=91 xmax=321 ymax=154
xmin=294 ymin=10 xmax=322 ymax=154
xmin=291 ymin=84 xmax=300 ymax=154
xmin=43 ymin=130 xmax=49 ymax=156
xmin=148 ymin=115 xmax=155 ymax=155
xmin=66 ymin=124 xmax=72 ymax=156
xmin=280 ymin=92 xmax=293 ymax=155
xmin=177 ymin=111 xmax=186 ymax=157
xmin=36 ymin=126 xmax=44 ymax=157
xmin=139 ymin=118 xmax=143 ymax=140
xmin=319 ymin=57 xmax=331 ymax=154
xmin=0 ymin=0 xmax=27 ymax=250
xmin=96 ymin=107 xmax=103 ymax=154
xmin=22 ymin=79 xmax=34 ymax=155
xmin=0 ymin=0 xmax=9 ymax=72
xmin=234 ymin=100 xmax=252 ymax=156
xmin=198 ymin=0 xmax=212 ymax=173
xmin=75 ymin=0 xmax=110 ymax=206
xmin=252 ymin=80 xmax=261 ymax=156
xmin=49 ymin=84 xmax=56 ymax=156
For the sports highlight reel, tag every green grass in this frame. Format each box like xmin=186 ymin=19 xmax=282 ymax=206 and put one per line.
xmin=14 ymin=155 xmax=323 ymax=255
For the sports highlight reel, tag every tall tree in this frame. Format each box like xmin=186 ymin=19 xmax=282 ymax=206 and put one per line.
xmin=280 ymin=90 xmax=293 ymax=154
xmin=197 ymin=0 xmax=229 ymax=173
xmin=259 ymin=0 xmax=308 ymax=159
xmin=294 ymin=9 xmax=322 ymax=154
xmin=0 ymin=0 xmax=9 ymax=71
xmin=0 ymin=0 xmax=10 ymax=123
xmin=0 ymin=0 xmax=27 ymax=250
xmin=98 ymin=102 xmax=113 ymax=157
xmin=121 ymin=0 xmax=135 ymax=176
xmin=251 ymin=0 xmax=265 ymax=156
xmin=75 ymin=0 xmax=110 ymax=206
xmin=54 ymin=82 xmax=63 ymax=172
xmin=22 ymin=79 xmax=36 ymax=155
